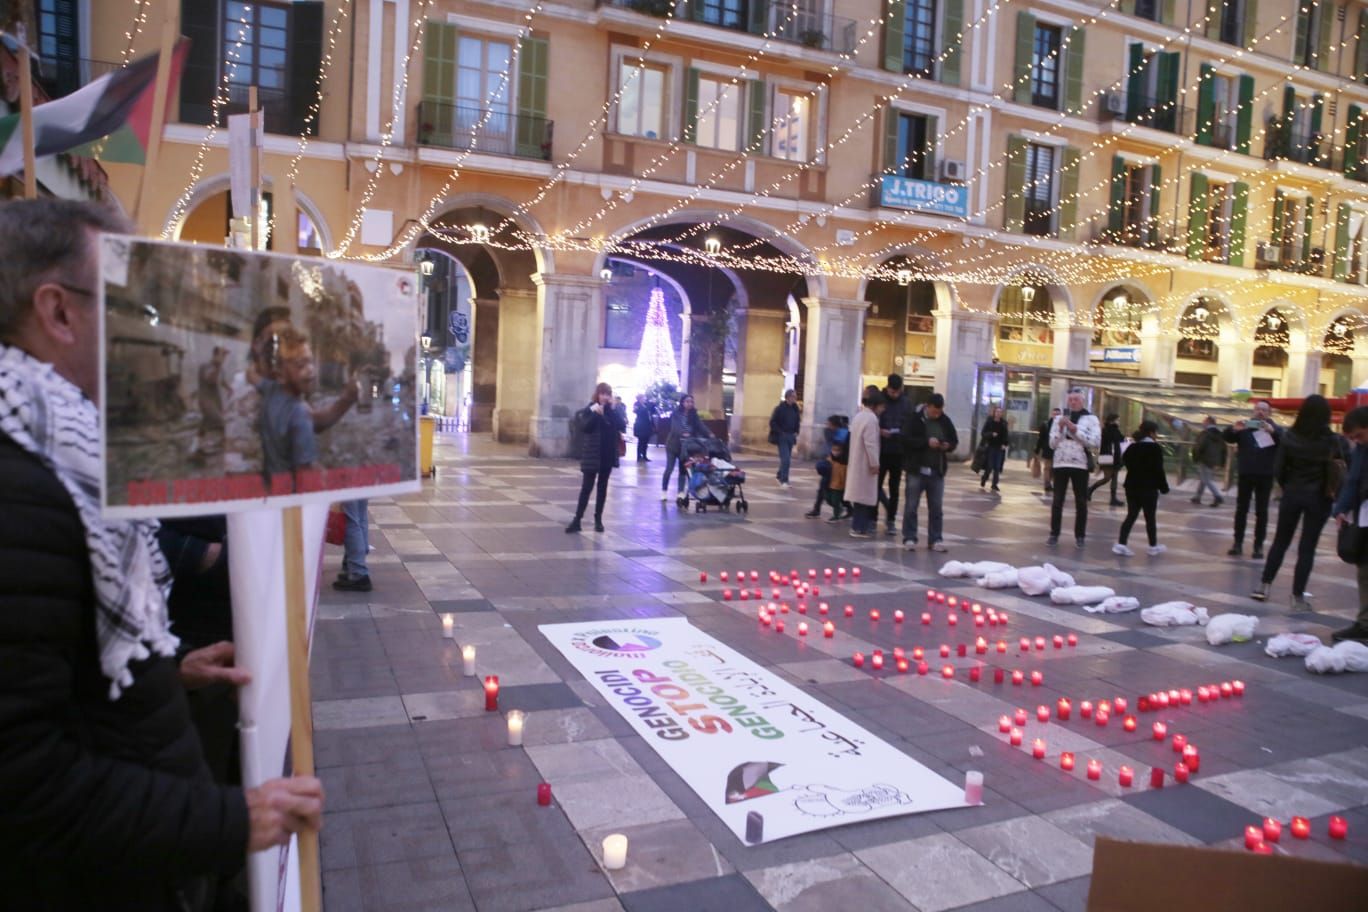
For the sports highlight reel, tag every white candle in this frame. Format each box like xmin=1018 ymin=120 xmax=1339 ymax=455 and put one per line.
xmin=441 ymin=614 xmax=454 ymax=638
xmin=602 ymin=834 xmax=628 ymax=870
xmin=964 ymin=771 xmax=984 ymax=805
xmin=507 ymin=710 xmax=525 ymax=747
xmin=461 ymin=644 xmax=476 ymax=676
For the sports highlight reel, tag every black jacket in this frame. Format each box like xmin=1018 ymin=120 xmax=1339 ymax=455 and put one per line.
xmin=1275 ymin=428 xmax=1347 ymax=496
xmin=0 ymin=433 xmax=248 ymax=910
xmin=1099 ymin=423 xmax=1125 ymax=458
xmin=1121 ymin=437 xmax=1169 ymax=493
xmin=574 ymin=404 xmax=626 ymax=473
xmin=902 ymin=410 xmax=959 ymax=476
xmin=880 ymin=391 xmax=912 ymax=455
xmin=981 ymin=417 xmax=1009 ymax=449
xmin=769 ymin=401 xmax=801 ymax=436
xmin=666 ymin=407 xmax=709 ymax=455
xmin=632 ymin=401 xmax=654 ymax=438
xmin=1224 ymin=420 xmax=1281 ymax=476
xmin=1035 ymin=419 xmax=1055 ymax=458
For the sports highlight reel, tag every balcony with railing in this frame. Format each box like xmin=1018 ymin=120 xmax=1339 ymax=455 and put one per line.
xmin=418 ymin=100 xmax=553 ymax=161
xmin=1120 ymin=96 xmax=1187 ymax=135
xmin=599 ymin=0 xmax=858 ymax=55
xmin=1264 ymin=120 xmax=1334 ymax=170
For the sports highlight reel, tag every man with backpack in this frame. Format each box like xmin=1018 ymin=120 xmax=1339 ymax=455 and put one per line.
xmin=1191 ymin=415 xmax=1226 ymax=507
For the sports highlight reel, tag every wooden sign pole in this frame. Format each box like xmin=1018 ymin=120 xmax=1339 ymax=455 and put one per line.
xmin=16 ymin=28 xmax=36 ymax=199
xmin=132 ymin=16 xmax=178 ymax=231
xmin=281 ymin=506 xmax=321 ymax=912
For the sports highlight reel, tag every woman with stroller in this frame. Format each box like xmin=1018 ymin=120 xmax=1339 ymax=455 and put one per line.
xmin=567 ymin=382 xmax=627 ymax=534
xmin=662 ymin=394 xmax=711 ymax=501
xmin=979 ymin=405 xmax=1009 ymax=493
xmin=1252 ymin=395 xmax=1349 ymax=609
xmin=1112 ymin=420 xmax=1169 ymax=556
xmin=1088 ymin=413 xmax=1126 ymax=506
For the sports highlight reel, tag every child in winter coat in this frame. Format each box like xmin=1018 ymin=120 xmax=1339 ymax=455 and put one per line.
xmin=825 ymin=441 xmax=849 ymax=521
xmin=1113 ymin=420 xmax=1170 ymax=556
xmin=807 ymin=415 xmax=849 ymax=518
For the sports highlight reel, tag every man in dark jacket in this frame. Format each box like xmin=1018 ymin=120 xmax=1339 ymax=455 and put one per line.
xmin=1333 ymin=407 xmax=1368 ymax=643
xmin=1191 ymin=416 xmax=1227 ymax=506
xmin=0 ymin=199 xmax=322 ymax=909
xmin=901 ymin=393 xmax=958 ymax=551
xmin=878 ymin=374 xmax=912 ymax=534
xmin=1035 ymin=408 xmax=1060 ymax=494
xmin=769 ymin=389 xmax=801 ymax=487
xmin=1223 ymin=400 xmax=1281 ymax=558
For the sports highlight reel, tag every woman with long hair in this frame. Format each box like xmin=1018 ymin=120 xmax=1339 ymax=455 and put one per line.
xmin=1088 ymin=413 xmax=1126 ymax=507
xmin=567 ymin=382 xmax=627 ymax=534
xmin=661 ymin=394 xmax=710 ymax=500
xmin=1252 ymin=395 xmax=1348 ymax=608
xmin=979 ymin=404 xmax=1009 ymax=493
xmin=1112 ymin=420 xmax=1169 ymax=556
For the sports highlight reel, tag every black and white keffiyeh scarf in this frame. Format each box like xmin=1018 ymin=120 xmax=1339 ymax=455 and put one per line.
xmin=0 ymin=343 xmax=175 ymax=699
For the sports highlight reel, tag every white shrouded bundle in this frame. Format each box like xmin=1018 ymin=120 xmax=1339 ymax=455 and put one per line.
xmin=1140 ymin=602 xmax=1210 ymax=627
xmin=1016 ymin=564 xmax=1076 ymax=597
xmin=1305 ymin=640 xmax=1368 ymax=674
xmin=1051 ymin=585 xmax=1116 ymax=606
xmin=1265 ymin=633 xmax=1324 ymax=657
xmin=1084 ymin=596 xmax=1140 ymax=614
xmin=1204 ymin=614 xmax=1259 ymax=646
xmin=939 ymin=560 xmax=1014 ymax=579
xmin=978 ymin=568 xmax=1019 ymax=589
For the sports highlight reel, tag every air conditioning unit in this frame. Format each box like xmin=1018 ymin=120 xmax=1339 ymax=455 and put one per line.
xmin=1255 ymin=241 xmax=1279 ymax=268
xmin=1103 ymin=91 xmax=1126 ymax=117
xmin=939 ymin=159 xmax=966 ymax=181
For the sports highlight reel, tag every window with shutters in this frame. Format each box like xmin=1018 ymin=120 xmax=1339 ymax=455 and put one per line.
xmin=452 ymin=36 xmax=515 ymax=154
xmin=1023 ymin=143 xmax=1056 ymax=236
xmin=1125 ymin=48 xmax=1178 ymax=132
xmin=1030 ymin=23 xmax=1062 ymax=108
xmin=37 ymin=0 xmax=81 ymax=98
xmin=1133 ymin=0 xmax=1160 ymax=21
xmin=1295 ymin=3 xmax=1326 ymax=68
xmin=224 ymin=1 xmax=290 ymax=132
xmin=1209 ymin=74 xmax=1237 ymax=150
xmin=1348 ymin=209 xmax=1368 ymax=283
xmin=1217 ymin=0 xmax=1246 ymax=46
xmin=891 ymin=112 xmax=933 ymax=179
xmin=1204 ymin=181 xmax=1233 ymax=263
xmin=1119 ymin=164 xmax=1151 ymax=247
xmin=694 ymin=76 xmax=742 ymax=151
xmin=618 ymin=60 xmax=669 ymax=139
xmin=1277 ymin=195 xmax=1305 ymax=265
xmin=772 ymin=88 xmax=811 ymax=162
xmin=903 ymin=0 xmax=937 ymax=77
xmin=698 ymin=0 xmax=748 ymax=31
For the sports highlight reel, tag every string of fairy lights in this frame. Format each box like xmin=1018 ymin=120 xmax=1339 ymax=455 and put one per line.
xmin=124 ymin=0 xmax=1368 ymax=349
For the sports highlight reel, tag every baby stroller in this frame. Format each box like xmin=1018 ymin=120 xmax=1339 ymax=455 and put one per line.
xmin=676 ymin=437 xmax=749 ymax=514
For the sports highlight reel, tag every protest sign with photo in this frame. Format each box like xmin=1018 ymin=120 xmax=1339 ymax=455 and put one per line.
xmin=540 ymin=618 xmax=968 ymax=843
xmin=97 ymin=235 xmax=420 ymax=519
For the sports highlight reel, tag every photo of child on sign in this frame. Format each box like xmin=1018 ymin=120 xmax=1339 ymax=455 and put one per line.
xmin=99 ymin=236 xmax=419 ymax=518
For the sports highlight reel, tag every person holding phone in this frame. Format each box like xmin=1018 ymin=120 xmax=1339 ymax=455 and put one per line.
xmin=1223 ymin=400 xmax=1282 ymax=558
xmin=1048 ymin=389 xmax=1102 ymax=547
xmin=568 ymin=382 xmax=627 ymax=534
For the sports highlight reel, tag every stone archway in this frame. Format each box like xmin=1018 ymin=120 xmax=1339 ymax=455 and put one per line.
xmin=1173 ymin=294 xmax=1233 ymax=393
xmin=171 ymin=174 xmax=331 ymax=255
xmin=859 ymin=250 xmax=955 ymax=403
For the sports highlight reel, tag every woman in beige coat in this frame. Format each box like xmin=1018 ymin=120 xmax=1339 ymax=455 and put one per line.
xmin=846 ymin=386 xmax=885 ymax=538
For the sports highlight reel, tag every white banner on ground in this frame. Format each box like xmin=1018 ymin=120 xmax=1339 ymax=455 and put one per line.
xmin=539 ymin=618 xmax=967 ymax=843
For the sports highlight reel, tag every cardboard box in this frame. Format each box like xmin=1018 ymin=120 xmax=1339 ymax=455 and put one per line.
xmin=1087 ymin=836 xmax=1368 ymax=912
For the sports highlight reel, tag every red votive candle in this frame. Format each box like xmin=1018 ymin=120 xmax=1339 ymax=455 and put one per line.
xmin=1034 ymin=636 xmax=1046 ymax=651
xmin=721 ymin=572 xmax=729 ymax=581
xmin=838 ymin=567 xmax=847 ymax=578
xmin=1262 ymin=817 xmax=1281 ymax=843
xmin=958 ymin=643 xmax=968 ymax=657
xmin=700 ymin=572 xmax=708 ymax=582
xmin=1032 ymin=738 xmax=1046 ymax=759
xmin=844 ymin=605 xmax=854 ymax=618
xmin=921 ymin=612 xmax=933 ymax=625
xmin=1067 ymin=633 xmax=1078 ymax=646
xmin=484 ymin=676 xmax=500 ymax=711
xmin=870 ymin=653 xmax=883 ymax=670
xmin=1060 ymin=751 xmax=1075 ymax=771
xmin=1197 ymin=686 xmax=1210 ymax=703
xmin=823 ymin=622 xmax=835 ymax=638
xmin=1080 ymin=701 xmax=1093 ymax=720
xmin=1057 ymin=698 xmax=1072 ymax=720
xmin=1011 ymin=670 xmax=1024 ymax=686
xmin=912 ymin=646 xmax=925 ymax=661
xmin=997 ymin=641 xmax=1008 ymax=653
xmin=917 ymin=661 xmax=929 ymax=675
xmin=1030 ymin=671 xmax=1044 ymax=687
xmin=1156 ymin=692 xmax=1171 ymax=709
xmin=1152 ymin=722 xmax=1167 ymax=741
xmin=1014 ymin=708 xmax=1028 ymax=726
xmin=774 ymin=619 xmax=785 ymax=633
xmin=1330 ymin=816 xmax=1349 ymax=839
xmin=941 ymin=665 xmax=954 ymax=679
xmin=797 ymin=622 xmax=808 ymax=637
xmin=1113 ymin=697 xmax=1128 ymax=714
xmin=1173 ymin=762 xmax=1190 ymax=784
xmin=1178 ymin=689 xmax=1192 ymax=706
xmin=1123 ymin=715 xmax=1137 ymax=732
xmin=948 ymin=596 xmax=958 ymax=607
xmin=537 ymin=782 xmax=552 ymax=806
xmin=1118 ymin=766 xmax=1134 ymax=787
xmin=1232 ymin=680 xmax=1245 ymax=696
xmin=1220 ymin=682 xmax=1233 ymax=699
xmin=819 ymin=603 xmax=829 ymax=615
xmin=975 ymin=615 xmax=986 ymax=628
xmin=824 ymin=568 xmax=833 ymax=578
xmin=1291 ymin=816 xmax=1311 ymax=839
xmin=938 ymin=644 xmax=950 ymax=658
xmin=1245 ymin=826 xmax=1263 ymax=850
xmin=896 ymin=658 xmax=910 ymax=673
xmin=1098 ymin=700 xmax=1111 ymax=715
xmin=1150 ymin=767 xmax=1165 ymax=788
xmin=808 ymin=568 xmax=817 ymax=579
xmin=853 ymin=567 xmax=861 ymax=578
xmin=853 ymin=652 xmax=864 ymax=667
xmin=947 ymin=613 xmax=958 ymax=627
xmin=976 ymin=638 xmax=988 ymax=655
xmin=994 ymin=668 xmax=1005 ymax=684
xmin=1009 ymin=727 xmax=1023 ymax=747
xmin=796 ymin=603 xmax=807 ymax=614
xmin=969 ymin=666 xmax=982 ymax=682
xmin=1052 ymin=635 xmax=1064 ymax=649
xmin=1037 ymin=705 xmax=1050 ymax=723
xmin=1020 ymin=638 xmax=1031 ymax=652
xmin=723 ymin=589 xmax=733 ymax=601
xmin=1094 ymin=710 xmax=1109 ymax=727
xmin=1139 ymin=695 xmax=1152 ymax=712
xmin=1087 ymin=759 xmax=1102 ymax=781
xmin=999 ymin=715 xmax=1012 ymax=733
xmin=926 ymin=589 xmax=937 ymax=601
xmin=870 ymin=609 xmax=881 ymax=622
xmin=1172 ymin=734 xmax=1187 ymax=754
xmin=1182 ymin=744 xmax=1200 ymax=773
xmin=894 ymin=610 xmax=905 ymax=623
xmin=998 ymin=612 xmax=1010 ymax=624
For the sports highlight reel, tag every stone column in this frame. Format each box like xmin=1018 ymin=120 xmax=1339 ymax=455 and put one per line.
xmin=470 ymin=297 xmax=499 ymax=432
xmin=933 ymin=305 xmax=999 ymax=440
xmin=731 ymin=307 xmax=787 ymax=448
xmin=678 ymin=312 xmax=692 ymax=394
xmin=529 ymin=273 xmax=604 ymax=457
xmin=1052 ymin=324 xmax=1093 ymax=371
xmin=1215 ymin=339 xmax=1255 ymax=396
xmin=493 ymin=288 xmax=537 ymax=443
xmin=1284 ymin=347 xmax=1321 ymax=398
xmin=1139 ymin=320 xmax=1178 ymax=385
xmin=799 ymin=297 xmax=868 ymax=454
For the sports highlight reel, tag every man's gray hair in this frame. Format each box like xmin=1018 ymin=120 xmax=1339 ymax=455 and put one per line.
xmin=0 ymin=198 xmax=130 ymax=338
xmin=1068 ymin=387 xmax=1085 ymax=395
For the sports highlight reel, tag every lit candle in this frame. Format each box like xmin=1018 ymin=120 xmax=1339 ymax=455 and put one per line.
xmin=896 ymin=658 xmax=909 ymax=673
xmin=964 ymin=770 xmax=984 ymax=804
xmin=796 ymin=603 xmax=806 ymax=614
xmin=1014 ymin=708 xmax=1028 ymax=726
xmin=1251 ymin=841 xmax=1272 ymax=854
xmin=974 ymin=615 xmax=985 ymax=628
xmin=894 ymin=610 xmax=905 ymax=623
xmin=1030 ymin=671 xmax=1044 ymax=687
xmin=853 ymin=567 xmax=861 ymax=578
xmin=823 ymin=621 xmax=834 ymax=638
xmin=998 ymin=612 xmax=1010 ymax=624
xmin=947 ymin=613 xmax=958 ymax=627
xmin=1113 ymin=697 xmax=1128 ymax=714
xmin=1168 ymin=689 xmax=1181 ymax=703
xmin=870 ymin=609 xmax=880 ymax=622
xmin=1330 ymin=816 xmax=1348 ymax=839
xmin=1152 ymin=722 xmax=1167 ymax=741
xmin=912 ymin=647 xmax=924 ymax=660
xmin=993 ymin=668 xmax=1005 ymax=684
xmin=837 ymin=567 xmax=847 ymax=578
xmin=721 ymin=572 xmax=729 ymax=582
xmin=1080 ymin=701 xmax=1093 ymax=720
xmin=1232 ymin=680 xmax=1245 ymax=696
xmin=1020 ymin=638 xmax=1031 ymax=652
xmin=774 ymin=619 xmax=785 ymax=633
xmin=1087 ymin=759 xmax=1102 ymax=781
xmin=1118 ymin=765 xmax=1134 ymax=787
xmin=1173 ymin=762 xmax=1190 ymax=784
xmin=1291 ymin=816 xmax=1311 ymax=839
xmin=772 ymin=588 xmax=782 ymax=599
xmin=824 ymin=568 xmax=833 ymax=578
xmin=926 ymin=589 xmax=936 ymax=600
xmin=1067 ymin=633 xmax=1078 ymax=646
xmin=844 ymin=605 xmax=854 ymax=617
xmin=1094 ymin=710 xmax=1109 ymax=727
xmin=917 ymin=661 xmax=929 ymax=675
xmin=937 ymin=593 xmax=946 ymax=604
xmin=975 ymin=638 xmax=987 ymax=655
xmin=999 ymin=715 xmax=1012 ymax=733
xmin=602 ymin=834 xmax=628 ymax=870
xmin=1009 ymin=728 xmax=1023 ymax=747
xmin=957 ymin=643 xmax=968 ymax=657
xmin=947 ymin=596 xmax=958 ymax=607
xmin=1182 ymin=744 xmax=1200 ymax=773
xmin=740 ymin=590 xmax=749 ymax=601
xmin=1219 ymin=682 xmax=1233 ymax=699
xmin=1052 ymin=635 xmax=1064 ymax=649
xmin=1034 ymin=636 xmax=1046 ymax=651
xmin=1178 ymin=689 xmax=1193 ymax=706
xmin=940 ymin=644 xmax=951 ymax=658
xmin=1245 ymin=826 xmax=1263 ymax=850
xmin=941 ymin=665 xmax=954 ymax=679
xmin=1011 ymin=670 xmax=1024 ymax=686
xmin=819 ymin=603 xmax=829 ymax=615
xmin=1197 ymin=687 xmax=1210 ymax=703
xmin=1150 ymin=767 xmax=1165 ymax=788
xmin=969 ymin=666 xmax=981 ymax=682
xmin=921 ymin=612 xmax=932 ymax=625
xmin=1172 ymin=734 xmax=1187 ymax=754
xmin=1262 ymin=817 xmax=1281 ymax=843
xmin=537 ymin=782 xmax=552 ymax=806
xmin=1098 ymin=700 xmax=1111 ymax=715
xmin=700 ymin=572 xmax=708 ymax=583
xmin=797 ymin=621 xmax=808 ymax=637
xmin=507 ymin=710 xmax=525 ymax=746
xmin=779 ymin=603 xmax=789 ymax=614
xmin=1123 ymin=715 xmax=1137 ymax=732
xmin=483 ymin=675 xmax=499 ymax=712
xmin=1060 ymin=752 xmax=1075 ymax=772
xmin=1057 ymin=698 xmax=1072 ymax=721
xmin=750 ymin=570 xmax=759 ymax=581
xmin=442 ymin=614 xmax=455 ymax=638
xmin=871 ymin=653 xmax=883 ymax=670
xmin=1156 ymin=692 xmax=1171 ymax=708
xmin=1037 ymin=705 xmax=1050 ymax=723
xmin=723 ymin=589 xmax=733 ymax=601
xmin=462 ymin=645 xmax=476 ymax=677
xmin=1032 ymin=738 xmax=1046 ymax=760
xmin=996 ymin=641 xmax=1008 ymax=653
xmin=853 ymin=652 xmax=864 ymax=668
xmin=971 ymin=602 xmax=982 ymax=613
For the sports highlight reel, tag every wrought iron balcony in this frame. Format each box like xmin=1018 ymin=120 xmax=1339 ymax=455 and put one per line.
xmin=418 ymin=100 xmax=553 ymax=161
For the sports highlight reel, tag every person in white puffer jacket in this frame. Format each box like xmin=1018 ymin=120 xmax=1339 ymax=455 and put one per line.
xmin=1048 ymin=388 xmax=1103 ymax=547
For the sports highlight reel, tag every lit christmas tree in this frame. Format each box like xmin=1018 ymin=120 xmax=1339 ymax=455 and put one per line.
xmin=634 ymin=285 xmax=679 ymax=389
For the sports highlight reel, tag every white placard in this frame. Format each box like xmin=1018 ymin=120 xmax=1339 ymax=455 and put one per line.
xmin=1254 ymin=430 xmax=1275 ymax=448
xmin=539 ymin=619 xmax=968 ymax=844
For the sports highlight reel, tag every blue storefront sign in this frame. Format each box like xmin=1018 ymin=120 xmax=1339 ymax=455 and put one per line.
xmin=879 ymin=175 xmax=969 ymax=218
xmin=1102 ymin=347 xmax=1142 ymax=364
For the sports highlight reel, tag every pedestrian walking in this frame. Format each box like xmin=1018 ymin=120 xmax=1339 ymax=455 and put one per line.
xmin=1191 ymin=416 xmax=1226 ymax=506
xmin=1087 ymin=413 xmax=1125 ymax=506
xmin=806 ymin=414 xmax=849 ymax=519
xmin=1112 ymin=421 xmax=1169 ymax=556
xmin=824 ymin=438 xmax=850 ymax=523
xmin=333 ymin=499 xmax=372 ymax=591
xmin=877 ymin=374 xmax=911 ymax=534
xmin=1252 ymin=395 xmax=1348 ymax=609
xmin=902 ymin=393 xmax=958 ymax=551
xmin=1035 ymin=407 xmax=1060 ymax=494
xmin=632 ymin=394 xmax=654 ymax=461
xmin=567 ymin=382 xmax=627 ymax=533
xmin=661 ymin=394 xmax=710 ymax=500
xmin=1224 ymin=400 xmax=1282 ymax=558
xmin=1331 ymin=406 xmax=1368 ymax=643
xmin=1048 ymin=389 xmax=1102 ymax=547
xmin=847 ymin=386 xmax=884 ymax=538
xmin=979 ymin=404 xmax=1009 ymax=493
xmin=769 ymin=389 xmax=801 ymax=488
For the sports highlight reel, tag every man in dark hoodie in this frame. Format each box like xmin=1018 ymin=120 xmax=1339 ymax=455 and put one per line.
xmin=1224 ymin=400 xmax=1281 ymax=558
xmin=878 ymin=373 xmax=912 ymax=535
xmin=901 ymin=393 xmax=958 ymax=551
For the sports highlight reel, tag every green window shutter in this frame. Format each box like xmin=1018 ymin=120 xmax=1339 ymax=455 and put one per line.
xmin=1205 ymin=0 xmax=1220 ymax=39
xmin=1161 ymin=0 xmax=1176 ymax=25
xmin=1195 ymin=64 xmax=1214 ymax=146
xmin=1119 ymin=0 xmax=1133 ymax=12
xmin=1058 ymin=146 xmax=1081 ymax=240
xmin=1004 ymin=135 xmax=1028 ymax=232
xmin=941 ymin=0 xmax=964 ymax=86
xmin=1148 ymin=164 xmax=1162 ymax=247
xmin=422 ymin=21 xmax=459 ymax=140
xmin=1013 ymin=12 xmax=1036 ymax=105
xmin=1358 ymin=11 xmax=1368 ymax=83
xmin=1347 ymin=104 xmax=1363 ymax=179
xmin=1311 ymin=93 xmax=1324 ymax=135
xmin=884 ymin=0 xmax=906 ymax=72
xmin=747 ymin=80 xmax=767 ymax=154
xmin=1272 ymin=190 xmax=1287 ymax=247
xmin=683 ymin=68 xmax=700 ymax=144
xmin=1242 ymin=0 xmax=1258 ymax=49
xmin=1157 ymin=52 xmax=1180 ymax=131
xmin=1186 ymin=172 xmax=1209 ymax=260
xmin=747 ymin=0 xmax=766 ymax=36
xmin=1108 ymin=155 xmax=1127 ymax=238
xmin=1125 ymin=44 xmax=1146 ymax=122
xmin=923 ymin=114 xmax=938 ymax=175
xmin=1230 ymin=181 xmax=1249 ymax=266
xmin=1065 ymin=27 xmax=1086 ymax=115
xmin=1235 ymin=74 xmax=1254 ymax=154
xmin=1302 ymin=196 xmax=1314 ymax=264
xmin=515 ymin=35 xmax=549 ymax=158
xmin=1294 ymin=6 xmax=1310 ymax=64
xmin=1334 ymin=203 xmax=1353 ymax=281
xmin=1316 ymin=6 xmax=1333 ymax=71
xmin=883 ymin=106 xmax=901 ymax=174
xmin=1283 ymin=84 xmax=1296 ymax=119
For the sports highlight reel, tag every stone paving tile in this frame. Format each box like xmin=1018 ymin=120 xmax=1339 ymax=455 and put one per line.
xmin=319 ymin=801 xmax=452 ymax=870
xmin=314 ymin=696 xmax=409 ymax=732
xmin=1121 ymin=782 xmax=1260 ymax=844
xmin=1041 ymin=798 xmax=1202 ymax=849
xmin=318 ymin=753 xmax=436 ymax=813
xmin=584 ymin=819 xmax=733 ymax=893
xmin=954 ymin=815 xmax=1095 ymax=888
xmin=321 ymin=856 xmax=476 ymax=912
xmin=742 ymin=852 xmax=915 ymax=911
xmin=618 ymin=874 xmax=773 ymax=912
xmin=855 ymin=833 xmax=1028 ymax=912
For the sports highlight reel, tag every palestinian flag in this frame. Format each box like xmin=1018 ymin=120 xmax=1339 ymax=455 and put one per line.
xmin=0 ymin=38 xmax=187 ymax=175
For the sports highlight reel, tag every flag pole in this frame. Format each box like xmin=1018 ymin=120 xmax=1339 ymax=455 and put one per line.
xmin=15 ymin=26 xmax=36 ymax=199
xmin=133 ymin=15 xmax=179 ymax=232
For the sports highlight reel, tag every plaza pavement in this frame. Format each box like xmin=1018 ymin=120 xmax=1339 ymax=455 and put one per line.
xmin=312 ymin=432 xmax=1368 ymax=911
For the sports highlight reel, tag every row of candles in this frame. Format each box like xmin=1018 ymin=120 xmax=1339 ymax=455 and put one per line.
xmin=708 ymin=566 xmax=861 ymax=584
xmin=1244 ymin=816 xmax=1349 ymax=851
xmin=1002 ymin=717 xmax=1201 ymax=787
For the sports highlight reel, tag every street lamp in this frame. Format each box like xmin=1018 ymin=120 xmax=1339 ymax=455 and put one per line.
xmin=704 ymin=236 xmax=722 ymax=256
xmin=896 ymin=268 xmax=913 ymax=286
xmin=419 ymin=257 xmax=435 ymax=276
xmin=600 ymin=266 xmax=613 ymax=282
xmin=1020 ymin=285 xmax=1036 ymax=305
